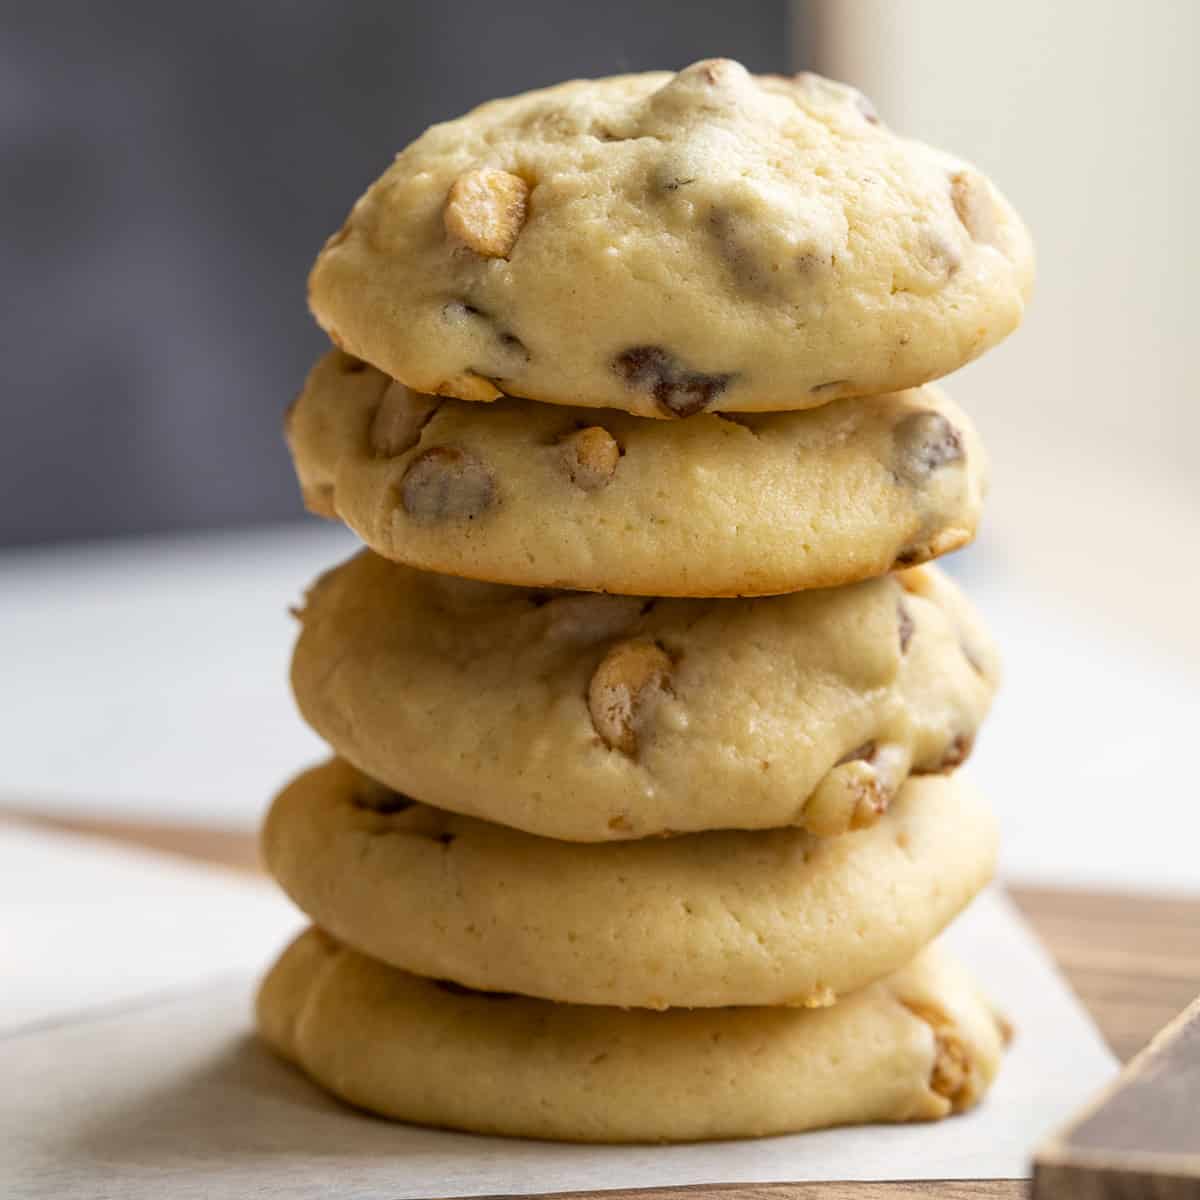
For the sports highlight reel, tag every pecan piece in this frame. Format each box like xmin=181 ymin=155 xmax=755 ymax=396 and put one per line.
xmin=931 ymin=1029 xmax=970 ymax=1101
xmin=950 ymin=170 xmax=1003 ymax=250
xmin=433 ymin=372 xmax=503 ymax=403
xmin=559 ymin=426 xmax=620 ymax=491
xmin=791 ymin=71 xmax=880 ymax=124
xmin=369 ymin=382 xmax=442 ymax=457
xmin=587 ymin=641 xmax=673 ymax=756
xmin=804 ymin=743 xmax=911 ymax=836
xmin=903 ymin=1000 xmax=973 ymax=1106
xmin=444 ymin=168 xmax=529 ymax=258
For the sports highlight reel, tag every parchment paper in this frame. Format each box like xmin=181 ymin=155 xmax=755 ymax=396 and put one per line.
xmin=0 ymin=821 xmax=302 ymax=1035
xmin=2 ymin=882 xmax=1116 ymax=1198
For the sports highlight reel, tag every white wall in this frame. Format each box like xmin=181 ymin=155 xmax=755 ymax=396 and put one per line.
xmin=802 ymin=0 xmax=1200 ymax=664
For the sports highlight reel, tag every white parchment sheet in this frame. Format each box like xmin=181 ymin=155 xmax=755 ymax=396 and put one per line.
xmin=2 ymin=825 xmax=1115 ymax=1199
xmin=0 ymin=821 xmax=302 ymax=1036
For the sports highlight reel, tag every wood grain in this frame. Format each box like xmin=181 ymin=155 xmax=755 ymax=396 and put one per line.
xmin=1010 ymin=888 xmax=1200 ymax=1065
xmin=8 ymin=810 xmax=1200 ymax=1199
xmin=1033 ymin=995 xmax=1200 ymax=1199
xmin=5 ymin=809 xmax=262 ymax=873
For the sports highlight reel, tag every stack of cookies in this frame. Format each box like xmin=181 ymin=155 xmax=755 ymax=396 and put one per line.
xmin=257 ymin=59 xmax=1034 ymax=1143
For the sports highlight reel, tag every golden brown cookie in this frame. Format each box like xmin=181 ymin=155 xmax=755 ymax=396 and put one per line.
xmin=290 ymin=551 xmax=999 ymax=840
xmin=262 ymin=760 xmax=997 ymax=1009
xmin=286 ymin=349 xmax=987 ymax=596
xmin=258 ymin=927 xmax=1006 ymax=1142
xmin=309 ymin=60 xmax=1033 ymax=417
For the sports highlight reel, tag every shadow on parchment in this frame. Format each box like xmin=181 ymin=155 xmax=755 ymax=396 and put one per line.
xmin=63 ymin=1031 xmax=497 ymax=1171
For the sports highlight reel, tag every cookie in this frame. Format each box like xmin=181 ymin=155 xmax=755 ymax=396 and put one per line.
xmin=308 ymin=59 xmax=1033 ymax=418
xmin=290 ymin=551 xmax=999 ymax=841
xmin=287 ymin=349 xmax=987 ymax=596
xmin=258 ymin=927 xmax=1006 ymax=1142
xmin=263 ymin=760 xmax=997 ymax=1009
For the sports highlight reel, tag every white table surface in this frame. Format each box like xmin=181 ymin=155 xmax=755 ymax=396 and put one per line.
xmin=2 ymin=521 xmax=1197 ymax=894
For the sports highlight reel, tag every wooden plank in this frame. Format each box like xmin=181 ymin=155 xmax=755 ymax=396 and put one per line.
xmin=500 ymin=1186 xmax=1018 ymax=1200
xmin=1010 ymin=889 xmax=1200 ymax=1065
xmin=2 ymin=809 xmax=262 ymax=873
xmin=7 ymin=811 xmax=1200 ymax=1199
xmin=1033 ymin=995 xmax=1200 ymax=1199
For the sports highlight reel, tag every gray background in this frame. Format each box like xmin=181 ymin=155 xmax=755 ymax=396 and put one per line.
xmin=1 ymin=2 xmax=792 ymax=546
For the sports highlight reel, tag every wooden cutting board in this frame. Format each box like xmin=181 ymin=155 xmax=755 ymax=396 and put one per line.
xmin=16 ymin=811 xmax=1200 ymax=1200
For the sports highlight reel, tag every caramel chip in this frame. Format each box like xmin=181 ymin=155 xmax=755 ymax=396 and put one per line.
xmin=893 ymin=410 xmax=965 ymax=484
xmin=399 ymin=446 xmax=495 ymax=522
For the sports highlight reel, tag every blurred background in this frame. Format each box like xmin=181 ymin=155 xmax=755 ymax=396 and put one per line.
xmin=2 ymin=2 xmax=1197 ymax=891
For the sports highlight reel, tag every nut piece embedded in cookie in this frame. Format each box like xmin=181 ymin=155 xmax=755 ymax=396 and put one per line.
xmin=588 ymin=641 xmax=673 ymax=755
xmin=790 ymin=71 xmax=880 ymax=124
xmin=931 ymin=1029 xmax=971 ymax=1102
xmin=893 ymin=411 xmax=965 ymax=485
xmin=903 ymin=997 xmax=979 ymax=1109
xmin=804 ymin=742 xmax=912 ymax=836
xmin=434 ymin=371 xmax=504 ymax=403
xmin=370 ymin=382 xmax=442 ymax=458
xmin=399 ymin=446 xmax=495 ymax=522
xmin=444 ymin=168 xmax=530 ymax=259
xmin=950 ymin=171 xmax=1004 ymax=251
xmin=559 ymin=426 xmax=620 ymax=491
